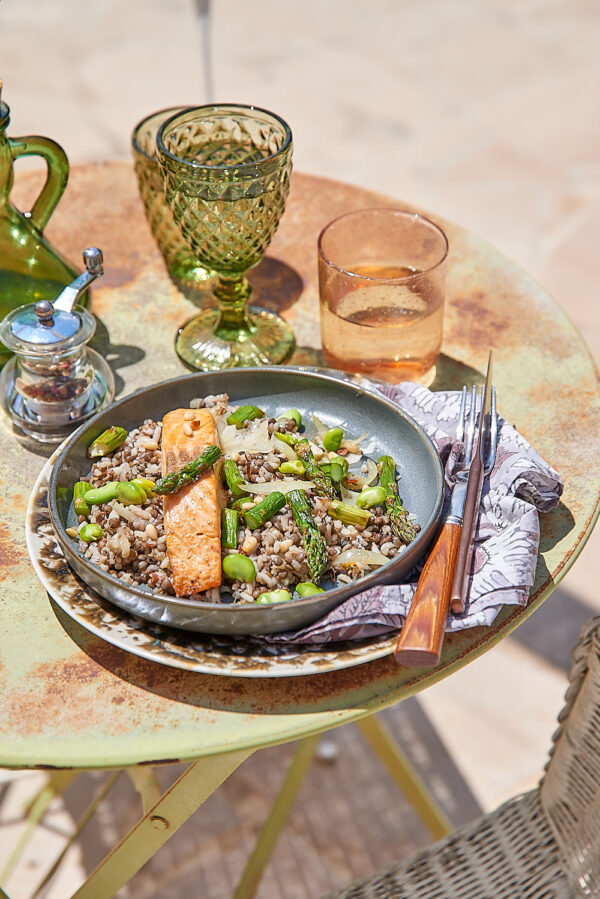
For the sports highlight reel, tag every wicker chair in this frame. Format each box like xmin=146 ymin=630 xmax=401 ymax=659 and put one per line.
xmin=325 ymin=616 xmax=600 ymax=899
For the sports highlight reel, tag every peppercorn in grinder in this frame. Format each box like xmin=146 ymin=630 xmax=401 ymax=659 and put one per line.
xmin=0 ymin=248 xmax=115 ymax=443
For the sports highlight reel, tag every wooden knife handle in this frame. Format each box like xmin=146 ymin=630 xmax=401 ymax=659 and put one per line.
xmin=394 ymin=521 xmax=461 ymax=668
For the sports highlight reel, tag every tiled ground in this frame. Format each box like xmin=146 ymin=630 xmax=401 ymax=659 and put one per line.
xmin=0 ymin=0 xmax=599 ymax=896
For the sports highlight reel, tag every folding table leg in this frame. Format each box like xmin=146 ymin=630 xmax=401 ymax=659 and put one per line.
xmin=31 ymin=770 xmax=122 ymax=899
xmin=126 ymin=767 xmax=162 ymax=814
xmin=0 ymin=770 xmax=78 ymax=882
xmin=232 ymin=733 xmax=320 ymax=899
xmin=71 ymin=748 xmax=252 ymax=899
xmin=357 ymin=714 xmax=453 ymax=839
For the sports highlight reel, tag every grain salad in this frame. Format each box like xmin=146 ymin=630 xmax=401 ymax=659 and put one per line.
xmin=68 ymin=394 xmax=419 ymax=605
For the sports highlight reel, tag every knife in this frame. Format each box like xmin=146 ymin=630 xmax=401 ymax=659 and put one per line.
xmin=450 ymin=351 xmax=494 ymax=614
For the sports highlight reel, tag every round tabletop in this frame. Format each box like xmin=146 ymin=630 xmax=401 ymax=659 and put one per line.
xmin=1 ymin=162 xmax=598 ymax=770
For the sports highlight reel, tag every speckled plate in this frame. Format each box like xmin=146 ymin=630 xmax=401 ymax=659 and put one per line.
xmin=27 ymin=453 xmax=403 ymax=677
xmin=45 ymin=369 xmax=444 ymax=636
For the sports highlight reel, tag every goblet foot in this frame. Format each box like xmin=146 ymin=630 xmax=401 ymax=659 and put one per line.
xmin=175 ymin=307 xmax=295 ymax=371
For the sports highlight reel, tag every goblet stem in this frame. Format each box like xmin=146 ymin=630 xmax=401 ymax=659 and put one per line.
xmin=212 ymin=275 xmax=256 ymax=341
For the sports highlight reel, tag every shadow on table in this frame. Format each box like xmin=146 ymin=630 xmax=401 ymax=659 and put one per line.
xmin=538 ymin=501 xmax=575 ymax=555
xmin=51 ymin=599 xmax=414 ymax=717
xmin=90 ymin=317 xmax=145 ymax=397
xmin=172 ymin=255 xmax=304 ymax=317
xmin=429 ymin=353 xmax=483 ymax=390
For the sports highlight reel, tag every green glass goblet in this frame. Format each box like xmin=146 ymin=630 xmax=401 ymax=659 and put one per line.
xmin=157 ymin=104 xmax=295 ymax=370
xmin=132 ymin=108 xmax=213 ymax=286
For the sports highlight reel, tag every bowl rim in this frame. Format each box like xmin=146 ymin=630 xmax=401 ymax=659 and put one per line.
xmin=48 ymin=367 xmax=444 ymax=617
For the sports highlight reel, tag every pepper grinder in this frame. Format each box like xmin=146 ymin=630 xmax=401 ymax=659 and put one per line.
xmin=0 ymin=248 xmax=115 ymax=444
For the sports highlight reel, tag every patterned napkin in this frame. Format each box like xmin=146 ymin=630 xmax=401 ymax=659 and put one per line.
xmin=263 ymin=381 xmax=563 ymax=645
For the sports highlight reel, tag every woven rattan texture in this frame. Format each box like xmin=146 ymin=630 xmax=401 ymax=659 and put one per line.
xmin=326 ymin=616 xmax=600 ymax=899
xmin=540 ymin=618 xmax=600 ymax=898
xmin=323 ymin=791 xmax=567 ymax=898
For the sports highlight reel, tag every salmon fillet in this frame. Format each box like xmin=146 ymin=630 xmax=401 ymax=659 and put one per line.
xmin=161 ymin=408 xmax=222 ymax=596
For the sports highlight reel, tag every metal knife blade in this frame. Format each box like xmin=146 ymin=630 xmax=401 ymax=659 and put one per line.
xmin=450 ymin=350 xmax=494 ymax=614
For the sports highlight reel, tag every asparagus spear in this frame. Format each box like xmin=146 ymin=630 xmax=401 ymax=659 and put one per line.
xmin=228 ymin=495 xmax=253 ymax=511
xmin=226 ymin=404 xmax=265 ymax=428
xmin=87 ymin=426 xmax=128 ymax=458
xmin=326 ymin=500 xmax=371 ymax=528
xmin=286 ymin=489 xmax=327 ymax=582
xmin=319 ymin=461 xmax=345 ymax=484
xmin=221 ymin=508 xmax=239 ymax=549
xmin=274 ymin=430 xmax=299 ymax=448
xmin=377 ymin=455 xmax=418 ymax=544
xmin=294 ymin=440 xmax=340 ymax=500
xmin=244 ymin=491 xmax=286 ymax=530
xmin=153 ymin=445 xmax=222 ymax=495
xmin=222 ymin=459 xmax=246 ymax=497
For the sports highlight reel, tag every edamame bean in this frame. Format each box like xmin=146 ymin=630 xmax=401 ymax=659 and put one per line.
xmin=295 ymin=582 xmax=324 ymax=598
xmin=323 ymin=427 xmax=344 ymax=453
xmin=222 ymin=553 xmax=256 ymax=583
xmin=356 ymin=485 xmax=387 ymax=509
xmin=279 ymin=460 xmax=306 ymax=476
xmin=256 ymin=589 xmax=292 ymax=604
xmin=80 ymin=523 xmax=103 ymax=543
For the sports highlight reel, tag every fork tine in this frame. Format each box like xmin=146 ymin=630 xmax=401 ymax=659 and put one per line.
xmin=456 ymin=386 xmax=467 ymax=443
xmin=483 ymin=385 xmax=498 ymax=473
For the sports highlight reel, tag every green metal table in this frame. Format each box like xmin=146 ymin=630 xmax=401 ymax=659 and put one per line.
xmin=1 ymin=163 xmax=599 ymax=897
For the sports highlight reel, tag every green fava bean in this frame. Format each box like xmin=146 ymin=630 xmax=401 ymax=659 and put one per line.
xmin=279 ymin=460 xmax=306 ymax=476
xmin=116 ymin=482 xmax=148 ymax=505
xmin=83 ymin=482 xmax=119 ymax=506
xmin=356 ymin=485 xmax=387 ymax=509
xmin=80 ymin=523 xmax=103 ymax=543
xmin=222 ymin=553 xmax=256 ymax=583
xmin=130 ymin=477 xmax=155 ymax=497
xmin=323 ymin=427 xmax=344 ymax=453
xmin=295 ymin=582 xmax=325 ymax=598
xmin=256 ymin=589 xmax=292 ymax=604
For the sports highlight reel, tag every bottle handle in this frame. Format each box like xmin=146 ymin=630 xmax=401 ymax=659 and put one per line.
xmin=9 ymin=134 xmax=69 ymax=232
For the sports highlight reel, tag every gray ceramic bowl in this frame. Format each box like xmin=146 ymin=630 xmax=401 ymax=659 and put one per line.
xmin=48 ymin=368 xmax=444 ymax=635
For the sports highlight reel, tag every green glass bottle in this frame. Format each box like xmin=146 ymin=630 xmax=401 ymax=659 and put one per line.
xmin=0 ymin=84 xmax=82 ymax=368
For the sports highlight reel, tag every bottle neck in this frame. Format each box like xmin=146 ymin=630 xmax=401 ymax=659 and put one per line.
xmin=0 ymin=103 xmax=13 ymax=203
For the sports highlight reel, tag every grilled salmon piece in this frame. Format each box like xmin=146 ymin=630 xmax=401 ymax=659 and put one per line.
xmin=161 ymin=409 xmax=222 ymax=596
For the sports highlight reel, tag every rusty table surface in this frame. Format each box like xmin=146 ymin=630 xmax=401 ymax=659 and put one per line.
xmin=1 ymin=161 xmax=598 ymax=770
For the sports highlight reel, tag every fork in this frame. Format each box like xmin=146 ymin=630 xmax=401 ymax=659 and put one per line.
xmin=450 ymin=385 xmax=498 ymax=614
xmin=394 ymin=385 xmax=479 ymax=668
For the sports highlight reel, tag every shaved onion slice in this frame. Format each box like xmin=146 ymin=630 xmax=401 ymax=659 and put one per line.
xmin=311 ymin=414 xmax=328 ymax=439
xmin=343 ymin=458 xmax=379 ymax=491
xmin=340 ymin=485 xmax=359 ymax=505
xmin=340 ymin=430 xmax=369 ymax=451
xmin=219 ymin=419 xmax=272 ymax=455
xmin=342 ymin=452 xmax=362 ymax=466
xmin=274 ymin=440 xmax=297 ymax=461
xmin=243 ymin=479 xmax=316 ymax=495
xmin=332 ymin=548 xmax=390 ymax=569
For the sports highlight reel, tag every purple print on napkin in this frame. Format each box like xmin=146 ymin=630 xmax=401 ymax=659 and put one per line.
xmin=262 ymin=381 xmax=563 ymax=645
